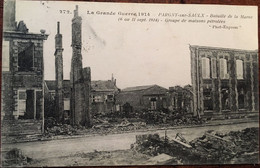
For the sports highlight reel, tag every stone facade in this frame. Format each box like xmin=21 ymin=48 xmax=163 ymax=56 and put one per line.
xmin=2 ymin=32 xmax=47 ymax=120
xmin=1 ymin=0 xmax=48 ymax=135
xmin=190 ymin=45 xmax=258 ymax=118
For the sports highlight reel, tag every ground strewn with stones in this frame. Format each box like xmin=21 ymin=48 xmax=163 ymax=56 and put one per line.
xmin=2 ymin=126 xmax=258 ymax=167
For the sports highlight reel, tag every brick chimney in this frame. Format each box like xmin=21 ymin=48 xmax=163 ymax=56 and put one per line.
xmin=55 ymin=22 xmax=64 ymax=123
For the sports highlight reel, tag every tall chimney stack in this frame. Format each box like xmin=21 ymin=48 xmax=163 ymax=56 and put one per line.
xmin=54 ymin=21 xmax=64 ymax=123
xmin=57 ymin=22 xmax=60 ymax=34
xmin=70 ymin=5 xmax=91 ymax=126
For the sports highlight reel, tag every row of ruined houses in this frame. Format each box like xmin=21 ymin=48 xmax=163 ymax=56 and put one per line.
xmin=1 ymin=1 xmax=258 ymax=136
xmin=1 ymin=1 xmax=193 ymax=128
xmin=44 ymin=79 xmax=193 ymax=120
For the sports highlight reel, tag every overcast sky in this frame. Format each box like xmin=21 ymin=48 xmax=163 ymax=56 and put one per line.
xmin=15 ymin=1 xmax=258 ymax=89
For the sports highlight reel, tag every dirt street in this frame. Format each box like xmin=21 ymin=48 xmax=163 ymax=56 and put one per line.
xmin=2 ymin=121 xmax=258 ymax=162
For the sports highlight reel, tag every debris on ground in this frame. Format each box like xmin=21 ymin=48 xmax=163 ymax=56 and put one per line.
xmin=86 ymin=110 xmax=206 ymax=136
xmin=175 ymin=133 xmax=188 ymax=143
xmin=138 ymin=110 xmax=206 ymax=126
xmin=172 ymin=137 xmax=192 ymax=148
xmin=131 ymin=133 xmax=169 ymax=156
xmin=42 ymin=109 xmax=206 ymax=139
xmin=44 ymin=117 xmax=57 ymax=129
xmin=89 ymin=118 xmax=147 ymax=134
xmin=3 ymin=148 xmax=33 ymax=167
xmin=117 ymin=118 xmax=134 ymax=127
xmin=92 ymin=123 xmax=113 ymax=129
xmin=131 ymin=127 xmax=259 ymax=164
xmin=188 ymin=131 xmax=238 ymax=164
xmin=92 ymin=109 xmax=206 ymax=128
xmin=188 ymin=127 xmax=259 ymax=164
xmin=44 ymin=124 xmax=77 ymax=136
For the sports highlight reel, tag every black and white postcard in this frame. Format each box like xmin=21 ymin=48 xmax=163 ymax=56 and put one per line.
xmin=1 ymin=0 xmax=259 ymax=166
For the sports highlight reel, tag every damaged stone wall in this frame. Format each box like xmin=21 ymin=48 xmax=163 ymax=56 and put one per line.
xmin=2 ymin=32 xmax=47 ymax=120
xmin=83 ymin=67 xmax=92 ymax=127
xmin=190 ymin=45 xmax=259 ymax=117
xmin=1 ymin=0 xmax=48 ymax=137
xmin=70 ymin=5 xmax=91 ymax=126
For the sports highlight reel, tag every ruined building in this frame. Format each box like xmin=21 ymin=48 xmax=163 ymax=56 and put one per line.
xmin=70 ymin=6 xmax=91 ymax=126
xmin=190 ymin=45 xmax=258 ymax=118
xmin=115 ymin=85 xmax=168 ymax=112
xmin=168 ymin=85 xmax=193 ymax=114
xmin=91 ymin=75 xmax=120 ymax=114
xmin=54 ymin=22 xmax=64 ymax=123
xmin=1 ymin=0 xmax=48 ymax=135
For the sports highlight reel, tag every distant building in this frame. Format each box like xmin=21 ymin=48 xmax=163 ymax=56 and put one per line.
xmin=115 ymin=85 xmax=168 ymax=111
xmin=190 ymin=45 xmax=258 ymax=118
xmin=168 ymin=85 xmax=193 ymax=113
xmin=1 ymin=0 xmax=48 ymax=135
xmin=90 ymin=78 xmax=120 ymax=114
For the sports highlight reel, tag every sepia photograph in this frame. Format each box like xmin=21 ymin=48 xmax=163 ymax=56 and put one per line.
xmin=1 ymin=0 xmax=259 ymax=167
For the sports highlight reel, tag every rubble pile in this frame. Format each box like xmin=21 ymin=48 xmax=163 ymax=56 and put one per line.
xmin=228 ymin=127 xmax=258 ymax=153
xmin=188 ymin=127 xmax=259 ymax=164
xmin=138 ymin=111 xmax=167 ymax=124
xmin=131 ymin=133 xmax=192 ymax=163
xmin=139 ymin=110 xmax=205 ymax=126
xmin=131 ymin=127 xmax=259 ymax=164
xmin=44 ymin=124 xmax=78 ymax=136
xmin=44 ymin=118 xmax=147 ymax=136
xmin=44 ymin=117 xmax=57 ymax=129
xmin=116 ymin=119 xmax=146 ymax=131
xmin=3 ymin=148 xmax=32 ymax=167
xmin=227 ymin=127 xmax=259 ymax=163
xmin=92 ymin=109 xmax=205 ymax=128
xmin=131 ymin=134 xmax=167 ymax=156
xmin=90 ymin=118 xmax=147 ymax=134
xmin=188 ymin=132 xmax=238 ymax=164
xmin=169 ymin=115 xmax=205 ymax=126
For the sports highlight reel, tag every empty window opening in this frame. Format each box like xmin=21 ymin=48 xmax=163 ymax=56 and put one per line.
xmin=203 ymin=88 xmax=213 ymax=111
xmin=35 ymin=91 xmax=42 ymax=120
xmin=238 ymin=87 xmax=245 ymax=109
xmin=18 ymin=90 xmax=35 ymax=119
xmin=221 ymin=88 xmax=230 ymax=110
xmin=150 ymin=97 xmax=157 ymax=110
xmin=106 ymin=95 xmax=114 ymax=102
xmin=18 ymin=43 xmax=34 ymax=72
